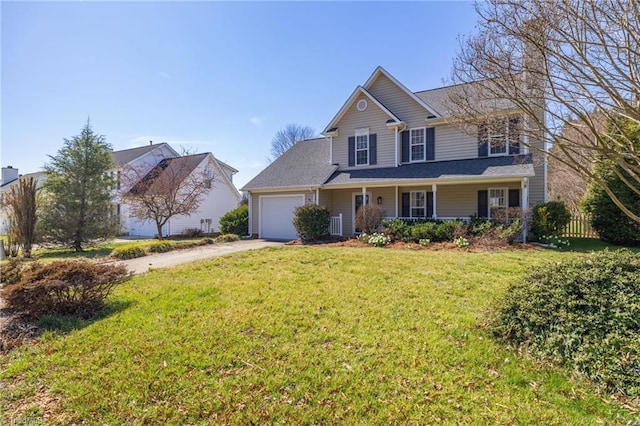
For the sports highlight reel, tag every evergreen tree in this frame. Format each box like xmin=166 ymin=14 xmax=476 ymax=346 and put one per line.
xmin=41 ymin=121 xmax=116 ymax=251
xmin=582 ymin=118 xmax=640 ymax=245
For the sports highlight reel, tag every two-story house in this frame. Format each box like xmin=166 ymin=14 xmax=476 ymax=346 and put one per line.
xmin=112 ymin=142 xmax=242 ymax=237
xmin=1 ymin=143 xmax=242 ymax=238
xmin=241 ymin=66 xmax=546 ymax=240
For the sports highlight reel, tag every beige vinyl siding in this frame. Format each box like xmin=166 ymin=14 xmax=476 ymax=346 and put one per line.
xmin=318 ymin=190 xmax=333 ymax=211
xmin=433 ymin=124 xmax=478 ymax=161
xmin=326 ymin=187 xmax=398 ymax=236
xmin=328 ymin=189 xmax=353 ymax=235
xmin=367 ymin=74 xmax=430 ymax=131
xmin=332 ymin=96 xmax=395 ymax=168
xmin=528 ymin=158 xmax=546 ymax=206
xmin=430 ymin=182 xmax=522 ymax=217
xmin=395 ymin=182 xmax=521 ymax=218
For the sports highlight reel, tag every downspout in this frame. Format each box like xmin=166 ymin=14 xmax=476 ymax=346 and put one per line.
xmin=247 ymin=192 xmax=253 ymax=237
xmin=394 ymin=127 xmax=399 ymax=166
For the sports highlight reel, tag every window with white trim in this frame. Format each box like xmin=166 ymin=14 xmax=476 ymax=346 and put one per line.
xmin=355 ymin=130 xmax=369 ymax=166
xmin=410 ymin=191 xmax=426 ymax=218
xmin=410 ymin=127 xmax=426 ymax=162
xmin=489 ymin=188 xmax=507 ymax=218
xmin=480 ymin=116 xmax=521 ymax=156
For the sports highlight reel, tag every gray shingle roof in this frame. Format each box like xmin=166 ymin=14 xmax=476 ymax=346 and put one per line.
xmin=241 ymin=138 xmax=337 ymax=191
xmin=131 ymin=153 xmax=208 ymax=195
xmin=415 ymin=81 xmax=518 ymax=118
xmin=323 ymin=155 xmax=534 ymax=187
xmin=112 ymin=143 xmax=171 ymax=165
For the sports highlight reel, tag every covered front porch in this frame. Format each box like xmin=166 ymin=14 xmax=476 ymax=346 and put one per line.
xmin=322 ymin=179 xmax=530 ymax=237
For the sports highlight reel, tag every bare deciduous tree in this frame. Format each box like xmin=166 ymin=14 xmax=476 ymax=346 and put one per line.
xmin=447 ymin=0 xmax=640 ymax=222
xmin=548 ymin=114 xmax=606 ymax=212
xmin=270 ymin=123 xmax=316 ymax=160
xmin=121 ymin=153 xmax=215 ymax=239
xmin=1 ymin=177 xmax=39 ymax=257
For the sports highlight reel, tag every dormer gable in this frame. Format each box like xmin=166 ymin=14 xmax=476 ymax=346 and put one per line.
xmin=322 ymin=86 xmax=403 ymax=136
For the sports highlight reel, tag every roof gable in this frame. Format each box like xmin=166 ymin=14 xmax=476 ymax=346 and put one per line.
xmin=363 ymin=66 xmax=440 ymax=118
xmin=322 ymin=86 xmax=402 ymax=134
xmin=112 ymin=143 xmax=179 ymax=166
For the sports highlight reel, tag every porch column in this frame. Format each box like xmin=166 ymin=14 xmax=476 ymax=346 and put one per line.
xmin=362 ymin=187 xmax=367 ymax=202
xmin=522 ymin=177 xmax=529 ymax=242
xmin=395 ymin=186 xmax=399 ymax=217
xmin=432 ymin=184 xmax=437 ymax=219
xmin=315 ymin=188 xmax=320 ymax=205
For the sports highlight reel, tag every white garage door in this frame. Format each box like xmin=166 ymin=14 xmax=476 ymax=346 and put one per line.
xmin=259 ymin=195 xmax=304 ymax=240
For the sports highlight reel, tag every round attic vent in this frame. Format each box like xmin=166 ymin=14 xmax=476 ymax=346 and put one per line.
xmin=356 ymin=99 xmax=368 ymax=111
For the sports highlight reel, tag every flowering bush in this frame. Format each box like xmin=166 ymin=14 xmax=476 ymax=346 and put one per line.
xmin=540 ymin=235 xmax=571 ymax=249
xmin=454 ymin=237 xmax=469 ymax=248
xmin=419 ymin=238 xmax=430 ymax=246
xmin=359 ymin=232 xmax=391 ymax=247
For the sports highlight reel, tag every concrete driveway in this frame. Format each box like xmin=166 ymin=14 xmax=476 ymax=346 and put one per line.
xmin=117 ymin=239 xmax=284 ymax=274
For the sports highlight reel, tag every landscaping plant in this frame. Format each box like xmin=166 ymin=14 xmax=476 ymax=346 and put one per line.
xmin=292 ymin=204 xmax=330 ymax=242
xmin=219 ymin=204 xmax=249 ymax=236
xmin=491 ymin=249 xmax=640 ymax=397
xmin=1 ymin=259 xmax=131 ymax=317
xmin=354 ymin=204 xmax=385 ymax=234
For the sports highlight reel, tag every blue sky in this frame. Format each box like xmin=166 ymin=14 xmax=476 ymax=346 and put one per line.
xmin=2 ymin=1 xmax=479 ymax=189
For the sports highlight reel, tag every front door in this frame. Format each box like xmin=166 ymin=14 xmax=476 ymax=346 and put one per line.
xmin=353 ymin=193 xmax=370 ymax=233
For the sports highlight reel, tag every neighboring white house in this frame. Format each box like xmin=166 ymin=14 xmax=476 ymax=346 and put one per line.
xmin=1 ymin=143 xmax=242 ymax=238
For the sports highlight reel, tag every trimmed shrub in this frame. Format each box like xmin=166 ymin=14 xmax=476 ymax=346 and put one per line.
xmin=148 ymin=240 xmax=175 ymax=253
xmin=111 ymin=243 xmax=146 ymax=260
xmin=0 ymin=258 xmax=25 ymax=287
xmin=201 ymin=237 xmax=215 ymax=245
xmin=381 ymin=218 xmax=410 ymax=241
xmin=182 ymin=228 xmax=203 ymax=238
xmin=219 ymin=205 xmax=249 ymax=236
xmin=1 ymin=260 xmax=131 ymax=317
xmin=491 ymin=250 xmax=640 ymax=397
xmin=531 ymin=201 xmax=571 ymax=241
xmin=292 ymin=204 xmax=331 ymax=242
xmin=216 ymin=234 xmax=239 ymax=242
xmin=355 ymin=205 xmax=385 ymax=234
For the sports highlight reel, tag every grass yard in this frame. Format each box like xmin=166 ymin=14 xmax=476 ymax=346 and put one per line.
xmin=30 ymin=238 xmax=206 ymax=261
xmin=1 ymin=246 xmax=637 ymax=424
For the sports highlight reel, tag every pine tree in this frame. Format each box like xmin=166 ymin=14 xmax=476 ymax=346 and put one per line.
xmin=41 ymin=121 xmax=116 ymax=251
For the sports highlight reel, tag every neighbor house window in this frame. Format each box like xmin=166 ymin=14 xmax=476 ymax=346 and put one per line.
xmin=410 ymin=127 xmax=426 ymax=162
xmin=410 ymin=191 xmax=426 ymax=218
xmin=356 ymin=131 xmax=369 ymax=166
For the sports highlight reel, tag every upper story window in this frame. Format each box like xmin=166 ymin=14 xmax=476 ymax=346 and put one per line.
xmin=402 ymin=127 xmax=435 ymax=163
xmin=355 ymin=130 xmax=369 ymax=166
xmin=478 ymin=116 xmax=521 ymax=157
xmin=348 ymin=129 xmax=377 ymax=167
xmin=410 ymin=127 xmax=426 ymax=162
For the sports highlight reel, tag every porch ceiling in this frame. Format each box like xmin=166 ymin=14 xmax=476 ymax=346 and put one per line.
xmin=323 ymin=155 xmax=534 ymax=187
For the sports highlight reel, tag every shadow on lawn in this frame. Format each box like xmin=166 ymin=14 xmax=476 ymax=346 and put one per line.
xmin=0 ymin=299 xmax=134 ymax=353
xmin=36 ymin=299 xmax=134 ymax=334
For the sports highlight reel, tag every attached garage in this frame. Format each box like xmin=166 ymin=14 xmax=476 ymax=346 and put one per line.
xmin=259 ymin=194 xmax=305 ymax=240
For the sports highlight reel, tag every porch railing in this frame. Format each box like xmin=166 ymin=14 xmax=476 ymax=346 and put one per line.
xmin=330 ymin=214 xmax=343 ymax=236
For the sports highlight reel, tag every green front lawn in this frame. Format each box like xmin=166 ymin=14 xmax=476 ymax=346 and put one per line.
xmin=1 ymin=246 xmax=636 ymax=424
